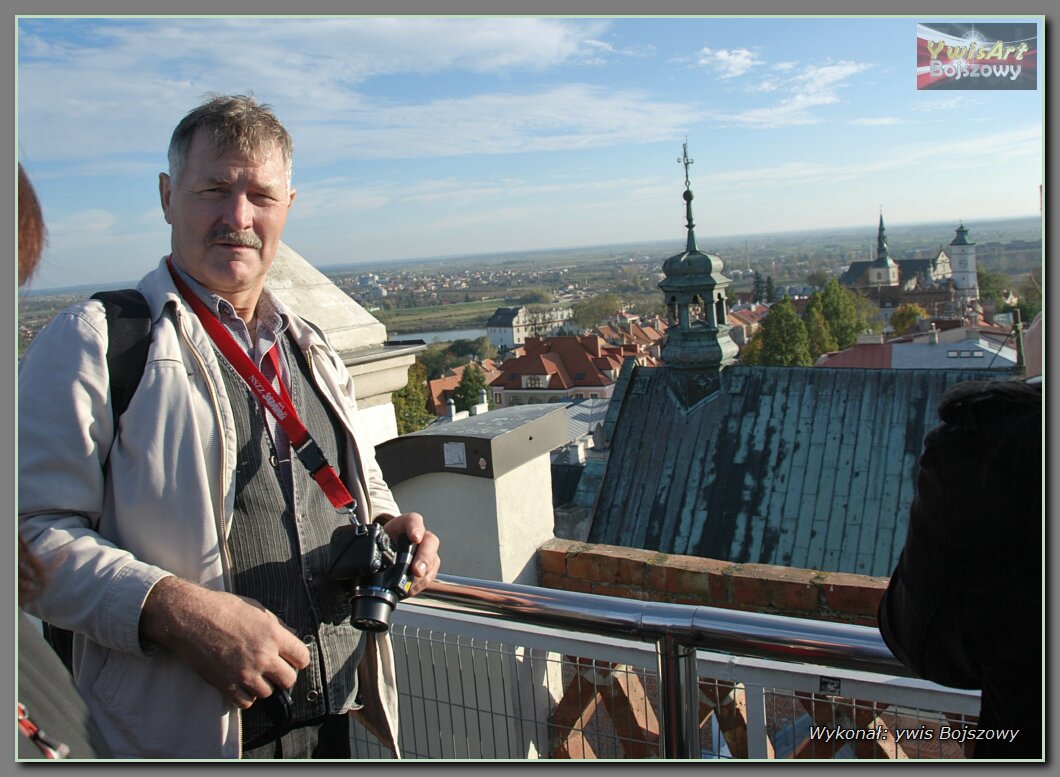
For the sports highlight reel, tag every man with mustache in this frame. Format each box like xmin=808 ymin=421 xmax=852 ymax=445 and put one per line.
xmin=19 ymin=95 xmax=440 ymax=759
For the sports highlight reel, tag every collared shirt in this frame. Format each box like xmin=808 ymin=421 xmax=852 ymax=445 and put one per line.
xmin=171 ymin=262 xmax=293 ymax=492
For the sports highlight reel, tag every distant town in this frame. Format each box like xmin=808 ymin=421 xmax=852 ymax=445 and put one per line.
xmin=18 ymin=214 xmax=1041 ymax=357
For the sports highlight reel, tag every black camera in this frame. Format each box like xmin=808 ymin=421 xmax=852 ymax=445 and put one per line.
xmin=326 ymin=523 xmax=417 ymax=633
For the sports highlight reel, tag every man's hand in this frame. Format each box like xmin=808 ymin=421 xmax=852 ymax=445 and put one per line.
xmin=378 ymin=512 xmax=440 ymax=597
xmin=139 ymin=577 xmax=310 ymax=709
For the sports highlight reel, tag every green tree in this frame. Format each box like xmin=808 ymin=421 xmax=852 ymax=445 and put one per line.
xmin=806 ymin=269 xmax=831 ymax=289
xmin=392 ymin=362 xmax=433 ymax=435
xmin=890 ymin=303 xmax=930 ymax=336
xmin=418 ymin=343 xmax=464 ymax=379
xmin=757 ymin=297 xmax=812 ymax=367
xmin=804 ymin=292 xmax=839 ymax=360
xmin=518 ymin=288 xmax=553 ymax=304
xmin=977 ymin=268 xmax=1009 ymax=307
xmin=1005 ymin=267 xmax=1043 ymax=322
xmin=765 ymin=275 xmax=777 ymax=303
xmin=738 ymin=333 xmax=764 ymax=365
xmin=452 ymin=362 xmax=491 ymax=412
xmin=752 ymin=271 xmax=765 ymax=303
xmin=572 ymin=293 xmax=623 ymax=330
xmin=820 ymin=279 xmax=866 ymax=349
xmin=449 ymin=336 xmax=499 ymax=362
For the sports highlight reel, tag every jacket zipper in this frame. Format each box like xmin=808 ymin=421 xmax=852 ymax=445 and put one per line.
xmin=176 ymin=308 xmax=243 ymax=755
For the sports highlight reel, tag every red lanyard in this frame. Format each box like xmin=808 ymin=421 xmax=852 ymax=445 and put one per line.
xmin=166 ymin=258 xmax=356 ymax=512
xmin=18 ymin=702 xmax=69 ymax=759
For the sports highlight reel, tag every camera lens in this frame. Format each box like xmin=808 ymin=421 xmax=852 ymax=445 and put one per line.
xmin=351 ymin=586 xmax=399 ymax=633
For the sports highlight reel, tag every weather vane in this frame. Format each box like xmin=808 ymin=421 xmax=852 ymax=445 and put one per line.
xmin=677 ymin=140 xmax=693 ymax=189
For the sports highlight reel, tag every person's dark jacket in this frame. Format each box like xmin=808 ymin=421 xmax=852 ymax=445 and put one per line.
xmin=878 ymin=377 xmax=1042 ymax=759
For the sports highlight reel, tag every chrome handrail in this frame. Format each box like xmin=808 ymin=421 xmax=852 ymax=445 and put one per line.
xmin=414 ymin=573 xmax=907 ymax=758
xmin=418 ymin=573 xmax=904 ymax=675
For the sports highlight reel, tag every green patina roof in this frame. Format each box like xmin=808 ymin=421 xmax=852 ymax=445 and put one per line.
xmin=588 ymin=364 xmax=1000 ymax=577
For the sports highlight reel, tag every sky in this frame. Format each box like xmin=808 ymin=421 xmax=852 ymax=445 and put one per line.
xmin=16 ymin=15 xmax=1044 ymax=290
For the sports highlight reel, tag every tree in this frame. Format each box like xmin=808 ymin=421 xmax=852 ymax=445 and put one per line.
xmin=572 ymin=293 xmax=623 ymax=330
xmin=820 ymin=279 xmax=866 ymax=349
xmin=418 ymin=342 xmax=465 ymax=379
xmin=449 ymin=336 xmax=498 ymax=362
xmin=392 ymin=362 xmax=433 ymax=435
xmin=451 ymin=362 xmax=491 ymax=412
xmin=804 ymin=292 xmax=839 ymax=360
xmin=518 ymin=288 xmax=553 ymax=304
xmin=738 ymin=332 xmax=764 ymax=365
xmin=1004 ymin=267 xmax=1043 ymax=323
xmin=977 ymin=268 xmax=1009 ymax=307
xmin=890 ymin=303 xmax=930 ymax=336
xmin=752 ymin=271 xmax=765 ymax=303
xmin=765 ymin=275 xmax=777 ymax=304
xmin=757 ymin=297 xmax=812 ymax=367
xmin=806 ymin=269 xmax=831 ymax=289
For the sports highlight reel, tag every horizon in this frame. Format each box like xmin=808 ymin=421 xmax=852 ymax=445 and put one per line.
xmin=17 ymin=16 xmax=1043 ymax=291
xmin=20 ymin=213 xmax=1039 ymax=298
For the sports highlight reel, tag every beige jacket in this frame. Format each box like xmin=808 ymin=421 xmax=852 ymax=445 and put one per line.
xmin=19 ymin=258 xmax=401 ymax=758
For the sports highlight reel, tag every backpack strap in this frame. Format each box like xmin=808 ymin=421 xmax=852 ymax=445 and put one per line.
xmin=90 ymin=289 xmax=152 ymax=424
xmin=41 ymin=291 xmax=153 ymax=674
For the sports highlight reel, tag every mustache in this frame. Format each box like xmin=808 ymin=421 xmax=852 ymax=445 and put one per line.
xmin=209 ymin=228 xmax=262 ymax=249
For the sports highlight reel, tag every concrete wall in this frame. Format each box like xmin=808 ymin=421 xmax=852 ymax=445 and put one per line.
xmin=389 ymin=452 xmax=556 ymax=586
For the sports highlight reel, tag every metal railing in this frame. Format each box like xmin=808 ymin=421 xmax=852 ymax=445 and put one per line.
xmin=360 ymin=574 xmax=979 ymax=759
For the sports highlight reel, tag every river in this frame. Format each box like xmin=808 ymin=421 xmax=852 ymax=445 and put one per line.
xmin=387 ymin=327 xmax=488 ymax=344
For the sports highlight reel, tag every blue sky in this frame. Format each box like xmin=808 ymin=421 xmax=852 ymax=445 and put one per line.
xmin=17 ymin=16 xmax=1044 ymax=290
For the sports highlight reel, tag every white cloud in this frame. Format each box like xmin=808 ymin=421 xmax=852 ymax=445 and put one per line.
xmin=713 ymin=60 xmax=872 ymax=127
xmin=17 ymin=18 xmax=620 ymax=166
xmin=290 ymin=85 xmax=698 ymax=166
xmin=697 ymin=46 xmax=762 ymax=78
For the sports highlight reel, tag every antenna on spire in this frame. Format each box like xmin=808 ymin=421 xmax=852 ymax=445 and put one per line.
xmin=677 ymin=139 xmax=694 ymax=189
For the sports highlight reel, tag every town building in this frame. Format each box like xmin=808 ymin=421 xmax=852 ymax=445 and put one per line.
xmin=426 ymin=359 xmax=501 ymax=417
xmin=814 ymin=328 xmax=1017 ymax=372
xmin=488 ymin=335 xmax=638 ymax=407
xmin=840 ymin=216 xmax=980 ymax=320
xmin=485 ymin=305 xmax=574 ymax=350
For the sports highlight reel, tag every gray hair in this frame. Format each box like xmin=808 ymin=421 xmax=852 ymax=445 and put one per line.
xmin=167 ymin=94 xmax=293 ymax=188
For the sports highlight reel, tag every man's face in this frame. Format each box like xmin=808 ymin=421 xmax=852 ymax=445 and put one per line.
xmin=160 ymin=130 xmax=295 ymax=304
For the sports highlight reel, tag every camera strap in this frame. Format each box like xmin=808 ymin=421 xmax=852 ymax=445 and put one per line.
xmin=166 ymin=258 xmax=357 ymax=512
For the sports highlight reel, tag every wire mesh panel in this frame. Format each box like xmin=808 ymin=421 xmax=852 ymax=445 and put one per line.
xmin=762 ymin=688 xmax=979 ymax=759
xmin=350 ymin=603 xmax=981 ymax=760
xmin=350 ymin=612 xmax=663 ymax=759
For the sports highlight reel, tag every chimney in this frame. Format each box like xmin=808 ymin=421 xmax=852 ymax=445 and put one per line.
xmin=928 ymin=326 xmax=940 ymax=345
xmin=469 ymin=388 xmax=490 ymax=416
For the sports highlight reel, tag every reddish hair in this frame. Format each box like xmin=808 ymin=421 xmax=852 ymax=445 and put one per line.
xmin=18 ymin=163 xmax=48 ymax=602
xmin=18 ymin=163 xmax=45 ymax=286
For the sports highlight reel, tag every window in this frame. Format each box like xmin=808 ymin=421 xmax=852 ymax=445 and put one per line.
xmin=525 ymin=376 xmax=544 ymax=388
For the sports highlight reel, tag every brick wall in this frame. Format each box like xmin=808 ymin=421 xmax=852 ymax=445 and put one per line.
xmin=537 ymin=538 xmax=888 ymax=628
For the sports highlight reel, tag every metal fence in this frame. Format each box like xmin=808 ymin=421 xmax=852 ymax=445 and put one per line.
xmin=350 ymin=575 xmax=980 ymax=760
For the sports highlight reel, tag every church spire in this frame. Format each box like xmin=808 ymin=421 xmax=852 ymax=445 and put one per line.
xmin=679 ymin=140 xmax=698 ymax=254
xmin=658 ymin=141 xmax=738 ymax=407
xmin=876 ymin=209 xmax=888 ymax=260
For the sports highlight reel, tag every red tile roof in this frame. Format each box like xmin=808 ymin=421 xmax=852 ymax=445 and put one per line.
xmin=491 ymin=336 xmax=626 ymax=391
xmin=427 ymin=359 xmax=501 ymax=415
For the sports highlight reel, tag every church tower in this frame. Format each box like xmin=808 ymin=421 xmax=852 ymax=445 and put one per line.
xmin=658 ymin=142 xmax=738 ymax=407
xmin=867 ymin=213 xmax=900 ymax=287
xmin=949 ymin=222 xmax=979 ymax=308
